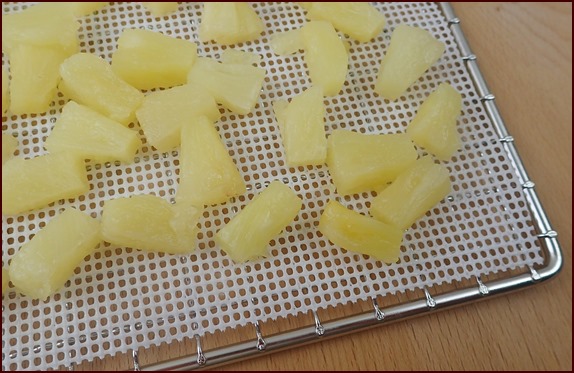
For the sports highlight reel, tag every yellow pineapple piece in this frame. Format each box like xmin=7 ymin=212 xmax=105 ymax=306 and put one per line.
xmin=326 ymin=129 xmax=418 ymax=195
xmin=301 ymin=21 xmax=348 ymax=96
xmin=101 ymin=195 xmax=202 ymax=254
xmin=407 ymin=83 xmax=462 ymax=160
xmin=2 ymin=152 xmax=89 ymax=215
xmin=170 ymin=202 xmax=203 ymax=251
xmin=306 ymin=2 xmax=386 ymax=43
xmin=215 ymin=181 xmax=302 ymax=263
xmin=273 ymin=86 xmax=327 ymax=167
xmin=176 ymin=116 xmax=246 ymax=206
xmin=234 ymin=2 xmax=265 ymax=41
xmin=135 ymin=85 xmax=219 ymax=152
xmin=199 ymin=3 xmax=239 ymax=44
xmin=2 ymin=3 xmax=79 ymax=56
xmin=142 ymin=2 xmax=179 ymax=17
xmin=45 ymin=101 xmax=140 ymax=163
xmin=370 ymin=156 xmax=451 ymax=230
xmin=319 ymin=200 xmax=403 ymax=263
xmin=298 ymin=3 xmax=314 ymax=11
xmin=375 ymin=24 xmax=445 ymax=100
xmin=270 ymin=29 xmax=303 ymax=56
xmin=8 ymin=208 xmax=100 ymax=301
xmin=2 ymin=68 xmax=9 ymax=115
xmin=199 ymin=2 xmax=264 ymax=45
xmin=2 ymin=268 xmax=10 ymax=295
xmin=65 ymin=2 xmax=108 ymax=17
xmin=273 ymin=100 xmax=289 ymax=123
xmin=111 ymin=28 xmax=198 ymax=90
xmin=2 ymin=134 xmax=18 ymax=165
xmin=59 ymin=53 xmax=144 ymax=125
xmin=187 ymin=57 xmax=265 ymax=115
xmin=221 ymin=49 xmax=261 ymax=66
xmin=9 ymin=45 xmax=67 ymax=115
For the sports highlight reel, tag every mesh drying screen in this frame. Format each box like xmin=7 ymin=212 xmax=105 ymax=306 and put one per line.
xmin=2 ymin=2 xmax=543 ymax=370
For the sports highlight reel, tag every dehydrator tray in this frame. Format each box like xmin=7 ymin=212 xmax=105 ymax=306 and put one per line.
xmin=1 ymin=2 xmax=563 ymax=371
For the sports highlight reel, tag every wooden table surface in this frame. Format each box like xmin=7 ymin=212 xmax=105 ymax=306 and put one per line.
xmin=82 ymin=2 xmax=572 ymax=371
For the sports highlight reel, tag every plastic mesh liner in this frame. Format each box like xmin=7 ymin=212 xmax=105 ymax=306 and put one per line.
xmin=2 ymin=2 xmax=543 ymax=370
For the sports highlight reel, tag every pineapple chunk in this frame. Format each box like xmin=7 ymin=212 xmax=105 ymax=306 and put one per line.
xmin=187 ymin=57 xmax=265 ymax=115
xmin=375 ymin=25 xmax=445 ymax=100
xmin=319 ymin=200 xmax=403 ymax=263
xmin=301 ymin=21 xmax=348 ymax=96
xmin=101 ymin=195 xmax=202 ymax=254
xmin=111 ymin=28 xmax=198 ymax=90
xmin=2 ymin=152 xmax=89 ymax=215
xmin=136 ymin=85 xmax=220 ymax=152
xmin=326 ymin=130 xmax=418 ymax=195
xmin=370 ymin=156 xmax=451 ymax=230
xmin=142 ymin=2 xmax=179 ymax=17
xmin=273 ymin=100 xmax=288 ymax=123
xmin=2 ymin=268 xmax=9 ymax=295
xmin=9 ymin=45 xmax=67 ymax=115
xmin=270 ymin=29 xmax=303 ymax=56
xmin=306 ymin=2 xmax=386 ymax=43
xmin=407 ymin=83 xmax=462 ymax=160
xmin=59 ymin=53 xmax=144 ymax=125
xmin=221 ymin=49 xmax=261 ymax=66
xmin=199 ymin=3 xmax=239 ymax=45
xmin=199 ymin=2 xmax=264 ymax=45
xmin=2 ymin=134 xmax=18 ymax=165
xmin=215 ymin=181 xmax=302 ymax=263
xmin=8 ymin=208 xmax=100 ymax=301
xmin=170 ymin=202 xmax=203 ymax=251
xmin=235 ymin=2 xmax=265 ymax=41
xmin=45 ymin=101 xmax=140 ymax=163
xmin=298 ymin=3 xmax=314 ymax=11
xmin=1 ymin=3 xmax=79 ymax=56
xmin=176 ymin=116 xmax=246 ymax=206
xmin=2 ymin=68 xmax=9 ymax=115
xmin=273 ymin=86 xmax=327 ymax=167
xmin=65 ymin=2 xmax=108 ymax=17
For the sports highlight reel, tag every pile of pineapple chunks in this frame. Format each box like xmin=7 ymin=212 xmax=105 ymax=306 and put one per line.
xmin=2 ymin=2 xmax=463 ymax=301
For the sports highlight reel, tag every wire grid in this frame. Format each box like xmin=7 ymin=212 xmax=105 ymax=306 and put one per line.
xmin=1 ymin=2 xmax=544 ymax=370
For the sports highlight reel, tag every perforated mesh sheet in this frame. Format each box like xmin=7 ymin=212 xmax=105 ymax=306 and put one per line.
xmin=2 ymin=2 xmax=544 ymax=370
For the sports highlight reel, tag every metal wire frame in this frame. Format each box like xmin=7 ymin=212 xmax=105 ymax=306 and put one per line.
xmin=121 ymin=3 xmax=563 ymax=370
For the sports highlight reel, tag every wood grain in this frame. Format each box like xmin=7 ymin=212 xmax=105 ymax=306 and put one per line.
xmin=79 ymin=3 xmax=572 ymax=371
